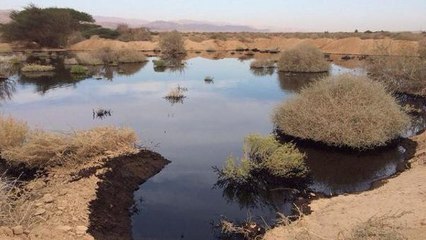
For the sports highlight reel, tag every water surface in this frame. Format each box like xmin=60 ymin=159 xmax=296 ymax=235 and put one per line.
xmin=0 ymin=57 xmax=414 ymax=239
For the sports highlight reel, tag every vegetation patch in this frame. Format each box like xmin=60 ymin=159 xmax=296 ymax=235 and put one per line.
xmin=0 ymin=174 xmax=39 ymax=229
xmin=347 ymin=215 xmax=406 ymax=240
xmin=278 ymin=44 xmax=330 ymax=73
xmin=159 ymin=31 xmax=186 ymax=58
xmin=70 ymin=65 xmax=88 ymax=75
xmin=116 ymin=49 xmax=147 ymax=63
xmin=0 ymin=115 xmax=138 ymax=169
xmin=218 ymin=134 xmax=308 ymax=184
xmin=164 ymin=85 xmax=187 ymax=104
xmin=1 ymin=5 xmax=95 ymax=47
xmin=367 ymin=45 xmax=426 ymax=96
xmin=273 ymin=74 xmax=410 ymax=149
xmin=21 ymin=64 xmax=55 ymax=72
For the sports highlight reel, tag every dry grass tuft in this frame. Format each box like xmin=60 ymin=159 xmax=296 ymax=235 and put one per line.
xmin=278 ymin=43 xmax=330 ymax=73
xmin=21 ymin=64 xmax=55 ymax=72
xmin=347 ymin=214 xmax=407 ymax=240
xmin=273 ymin=74 xmax=410 ymax=149
xmin=0 ymin=115 xmax=29 ymax=152
xmin=0 ymin=174 xmax=38 ymax=228
xmin=1 ymin=126 xmax=138 ymax=169
xmin=164 ymin=85 xmax=187 ymax=100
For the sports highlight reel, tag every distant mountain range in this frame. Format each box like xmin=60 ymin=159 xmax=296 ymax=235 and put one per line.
xmin=0 ymin=10 xmax=267 ymax=32
xmin=94 ymin=16 xmax=267 ymax=32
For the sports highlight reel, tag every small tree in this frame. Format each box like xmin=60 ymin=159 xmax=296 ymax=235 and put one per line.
xmin=0 ymin=5 xmax=94 ymax=47
xmin=159 ymin=30 xmax=186 ymax=57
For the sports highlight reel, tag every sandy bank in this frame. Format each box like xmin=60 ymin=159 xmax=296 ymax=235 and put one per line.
xmin=0 ymin=150 xmax=169 ymax=240
xmin=263 ymin=132 xmax=426 ymax=240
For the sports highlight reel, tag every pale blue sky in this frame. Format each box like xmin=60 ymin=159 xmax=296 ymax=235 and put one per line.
xmin=1 ymin=0 xmax=425 ymax=31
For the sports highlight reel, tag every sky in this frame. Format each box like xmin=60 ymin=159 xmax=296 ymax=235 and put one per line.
xmin=1 ymin=0 xmax=425 ymax=32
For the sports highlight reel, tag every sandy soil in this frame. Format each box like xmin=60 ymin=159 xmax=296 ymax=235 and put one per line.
xmin=68 ymin=36 xmax=419 ymax=56
xmin=264 ymin=132 xmax=426 ymax=240
xmin=0 ymin=150 xmax=169 ymax=240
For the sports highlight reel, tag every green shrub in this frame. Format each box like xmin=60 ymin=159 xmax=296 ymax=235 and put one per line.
xmin=221 ymin=156 xmax=254 ymax=183
xmin=82 ymin=27 xmax=119 ymax=39
xmin=159 ymin=31 xmax=186 ymax=57
xmin=21 ymin=64 xmax=55 ymax=72
xmin=1 ymin=5 xmax=94 ymax=47
xmin=278 ymin=43 xmax=329 ymax=73
xmin=153 ymin=59 xmax=166 ymax=68
xmin=243 ymin=134 xmax=280 ymax=160
xmin=70 ymin=65 xmax=88 ymax=74
xmin=263 ymin=144 xmax=308 ymax=178
xmin=219 ymin=134 xmax=308 ymax=182
xmin=273 ymin=74 xmax=410 ymax=149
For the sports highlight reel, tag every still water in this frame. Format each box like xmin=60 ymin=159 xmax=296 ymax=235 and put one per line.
xmin=0 ymin=57 xmax=412 ymax=239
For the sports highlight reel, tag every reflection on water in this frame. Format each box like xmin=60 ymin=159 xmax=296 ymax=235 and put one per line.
xmin=277 ymin=72 xmax=328 ymax=92
xmin=303 ymin=145 xmax=407 ymax=195
xmin=0 ymin=56 xmax=422 ymax=240
xmin=250 ymin=67 xmax=275 ymax=77
xmin=0 ymin=79 xmax=16 ymax=102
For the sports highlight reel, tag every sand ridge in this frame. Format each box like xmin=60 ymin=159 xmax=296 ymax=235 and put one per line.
xmin=69 ymin=36 xmax=419 ymax=56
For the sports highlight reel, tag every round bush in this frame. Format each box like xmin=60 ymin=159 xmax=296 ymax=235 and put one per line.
xmin=273 ymin=74 xmax=410 ymax=149
xmin=278 ymin=44 xmax=330 ymax=73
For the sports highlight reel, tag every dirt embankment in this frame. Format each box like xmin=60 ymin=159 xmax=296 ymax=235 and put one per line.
xmin=263 ymin=131 xmax=426 ymax=240
xmin=0 ymin=150 xmax=169 ymax=240
xmin=68 ymin=36 xmax=419 ymax=56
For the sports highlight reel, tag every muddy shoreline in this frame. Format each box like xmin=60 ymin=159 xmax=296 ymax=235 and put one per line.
xmin=87 ymin=150 xmax=170 ymax=240
xmin=0 ymin=150 xmax=169 ymax=240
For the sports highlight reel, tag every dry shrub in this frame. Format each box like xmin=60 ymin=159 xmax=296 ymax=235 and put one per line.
xmin=93 ymin=47 xmax=119 ymax=65
xmin=76 ymin=48 xmax=146 ymax=65
xmin=278 ymin=43 xmax=330 ymax=73
xmin=273 ymin=74 xmax=410 ymax=149
xmin=347 ymin=215 xmax=406 ymax=240
xmin=367 ymin=44 xmax=426 ymax=96
xmin=1 ymin=127 xmax=137 ymax=169
xmin=0 ymin=175 xmax=38 ymax=228
xmin=0 ymin=115 xmax=28 ymax=152
xmin=0 ymin=62 xmax=13 ymax=79
xmin=75 ymin=52 xmax=103 ymax=65
xmin=21 ymin=64 xmax=55 ymax=72
xmin=165 ymin=85 xmax=187 ymax=100
xmin=116 ymin=49 xmax=147 ymax=63
xmin=250 ymin=59 xmax=275 ymax=69
xmin=116 ymin=24 xmax=152 ymax=42
xmin=159 ymin=31 xmax=186 ymax=57
xmin=418 ymin=38 xmax=426 ymax=59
